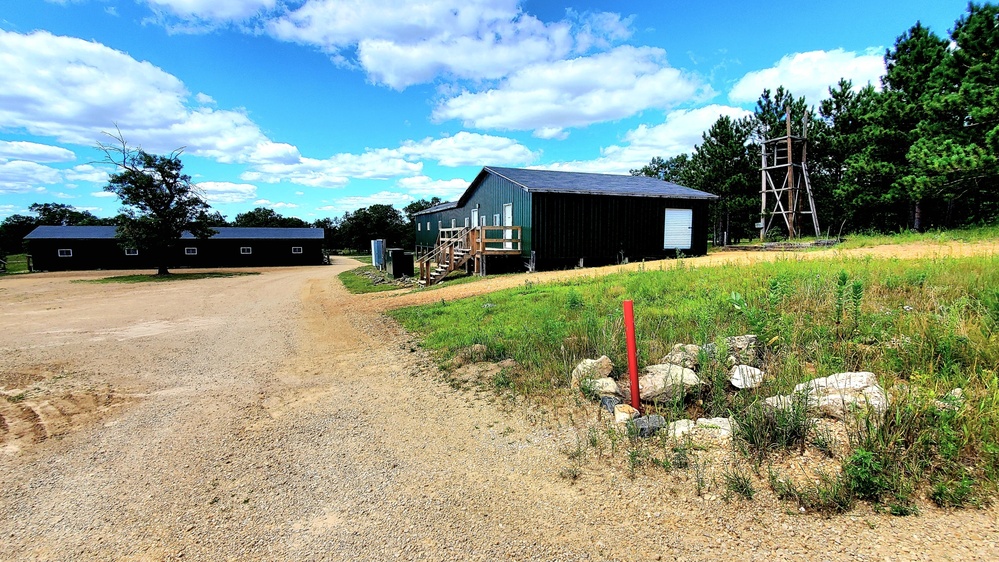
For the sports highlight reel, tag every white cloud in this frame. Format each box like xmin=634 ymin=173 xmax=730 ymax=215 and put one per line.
xmin=195 ymin=92 xmax=216 ymax=105
xmin=540 ymin=105 xmax=751 ymax=175
xmin=64 ymin=164 xmax=108 ymax=184
xmin=241 ymin=132 xmax=532 ymax=187
xmin=317 ymin=191 xmax=415 ymax=214
xmin=729 ymin=48 xmax=885 ymax=105
xmin=196 ymin=181 xmax=257 ymax=204
xmin=397 ymin=175 xmax=470 ymax=200
xmin=399 ymin=132 xmax=535 ymax=167
xmin=242 ymin=150 xmax=422 ymax=188
xmin=253 ymin=199 xmax=299 ymax=209
xmin=433 ymin=46 xmax=710 ymax=137
xmin=144 ymin=0 xmax=277 ymax=21
xmin=90 ymin=191 xmax=117 ymax=198
xmin=0 ymin=160 xmax=62 ymax=194
xmin=0 ymin=141 xmax=75 ymax=163
xmin=265 ymin=0 xmax=611 ymax=89
xmin=0 ymin=29 xmax=279 ymax=165
xmin=54 ymin=192 xmax=77 ymax=198
xmin=0 ymin=204 xmax=22 ymax=218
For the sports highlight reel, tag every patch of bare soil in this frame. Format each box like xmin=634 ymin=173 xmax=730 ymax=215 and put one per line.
xmin=0 ymin=247 xmax=996 ymax=561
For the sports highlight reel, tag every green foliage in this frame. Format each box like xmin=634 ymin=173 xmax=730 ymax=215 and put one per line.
xmin=99 ymin=131 xmax=216 ymax=275
xmin=635 ymin=4 xmax=999 ymax=233
xmin=732 ymin=395 xmax=811 ymax=461
xmin=234 ymin=207 xmax=309 ymax=228
xmin=392 ymin=250 xmax=999 ymax=507
xmin=0 ymin=253 xmax=29 ymax=274
xmin=723 ymin=466 xmax=756 ymax=500
xmin=337 ymin=266 xmax=404 ymax=294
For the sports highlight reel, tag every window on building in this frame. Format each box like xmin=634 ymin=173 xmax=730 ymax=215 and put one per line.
xmin=292 ymin=246 xmax=303 ymax=254
xmin=464 ymin=217 xmax=470 ymax=227
xmin=240 ymin=246 xmax=252 ymax=255
xmin=185 ymin=247 xmax=198 ymax=255
xmin=493 ymin=214 xmax=500 ymax=226
xmin=438 ymin=221 xmax=442 ymax=229
xmin=451 ymin=219 xmax=456 ymax=228
xmin=417 ymin=222 xmax=422 ymax=231
xmin=426 ymin=221 xmax=430 ymax=231
xmin=57 ymin=248 xmax=72 ymax=257
xmin=125 ymin=248 xmax=139 ymax=256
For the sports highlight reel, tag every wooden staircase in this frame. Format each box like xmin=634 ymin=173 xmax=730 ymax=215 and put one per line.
xmin=417 ymin=227 xmax=473 ymax=286
xmin=417 ymin=225 xmax=524 ymax=286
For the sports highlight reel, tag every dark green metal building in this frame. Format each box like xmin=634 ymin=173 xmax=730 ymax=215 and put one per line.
xmin=25 ymin=226 xmax=325 ymax=271
xmin=413 ymin=167 xmax=717 ymax=270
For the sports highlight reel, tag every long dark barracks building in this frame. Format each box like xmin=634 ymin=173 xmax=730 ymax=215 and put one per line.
xmin=24 ymin=226 xmax=325 ymax=271
xmin=413 ymin=166 xmax=717 ymax=270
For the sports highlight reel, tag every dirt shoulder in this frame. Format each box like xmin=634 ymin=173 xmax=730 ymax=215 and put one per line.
xmin=1 ymin=248 xmax=997 ymax=560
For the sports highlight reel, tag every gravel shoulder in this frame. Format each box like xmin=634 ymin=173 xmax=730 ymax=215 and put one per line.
xmin=1 ymin=246 xmax=997 ymax=560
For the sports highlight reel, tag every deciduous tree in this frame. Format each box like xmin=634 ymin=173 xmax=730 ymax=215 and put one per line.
xmin=99 ymin=131 xmax=216 ymax=275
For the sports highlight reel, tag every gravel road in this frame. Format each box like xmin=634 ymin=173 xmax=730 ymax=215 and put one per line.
xmin=1 ymin=248 xmax=997 ymax=560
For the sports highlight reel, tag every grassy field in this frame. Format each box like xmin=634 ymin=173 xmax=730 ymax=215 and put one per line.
xmin=391 ymin=252 xmax=999 ymax=511
xmin=1 ymin=253 xmax=29 ymax=274
xmin=81 ymin=272 xmax=259 ymax=283
xmin=722 ymin=223 xmax=999 ymax=251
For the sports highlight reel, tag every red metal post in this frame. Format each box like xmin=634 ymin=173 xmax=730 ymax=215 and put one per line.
xmin=623 ymin=300 xmax=641 ymax=410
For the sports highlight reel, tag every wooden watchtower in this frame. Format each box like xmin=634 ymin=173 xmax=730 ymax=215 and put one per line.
xmin=760 ymin=108 xmax=820 ymax=240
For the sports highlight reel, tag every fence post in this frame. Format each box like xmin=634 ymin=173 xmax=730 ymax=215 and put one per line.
xmin=623 ymin=300 xmax=641 ymax=411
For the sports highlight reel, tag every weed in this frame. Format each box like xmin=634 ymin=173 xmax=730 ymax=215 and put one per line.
xmin=732 ymin=394 xmax=811 ymax=461
xmin=930 ymin=474 xmax=976 ymax=508
xmin=722 ymin=466 xmax=756 ymax=500
xmin=810 ymin=426 xmax=838 ymax=458
xmin=843 ymin=448 xmax=893 ymax=501
xmin=4 ymin=392 xmax=27 ymax=404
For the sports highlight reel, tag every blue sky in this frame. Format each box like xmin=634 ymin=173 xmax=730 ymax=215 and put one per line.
xmin=0 ymin=0 xmax=971 ymax=221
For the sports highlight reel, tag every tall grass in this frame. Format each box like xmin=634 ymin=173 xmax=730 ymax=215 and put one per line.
xmin=390 ymin=254 xmax=999 ymax=506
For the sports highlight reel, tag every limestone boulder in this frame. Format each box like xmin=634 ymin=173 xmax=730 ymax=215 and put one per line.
xmin=638 ymin=363 xmax=701 ymax=402
xmin=585 ymin=377 xmax=621 ymax=398
xmin=765 ymin=371 xmax=888 ymax=420
xmin=665 ymin=419 xmax=695 ymax=439
xmin=694 ymin=417 xmax=735 ymax=438
xmin=730 ymin=365 xmax=764 ymax=389
xmin=662 ymin=344 xmax=700 ymax=370
xmin=570 ymin=356 xmax=614 ymax=388
xmin=614 ymin=404 xmax=639 ymax=423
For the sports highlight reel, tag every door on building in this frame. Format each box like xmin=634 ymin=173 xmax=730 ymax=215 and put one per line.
xmin=471 ymin=208 xmax=479 ymax=231
xmin=663 ymin=208 xmax=693 ymax=250
xmin=503 ymin=203 xmax=513 ymax=250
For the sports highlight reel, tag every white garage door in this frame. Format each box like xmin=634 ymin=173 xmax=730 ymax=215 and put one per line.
xmin=663 ymin=208 xmax=692 ymax=250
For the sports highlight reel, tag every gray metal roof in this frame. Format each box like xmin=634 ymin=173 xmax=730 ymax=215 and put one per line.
xmin=25 ymin=226 xmax=324 ymax=240
xmin=412 ymin=200 xmax=459 ymax=216
xmin=411 ymin=166 xmax=717 ymax=216
xmin=483 ymin=166 xmax=718 ymax=199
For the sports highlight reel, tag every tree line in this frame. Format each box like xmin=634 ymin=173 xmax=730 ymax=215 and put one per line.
xmin=633 ymin=3 xmax=999 ymax=243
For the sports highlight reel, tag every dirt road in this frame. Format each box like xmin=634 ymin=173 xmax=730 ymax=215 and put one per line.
xmin=1 ymin=248 xmax=997 ymax=560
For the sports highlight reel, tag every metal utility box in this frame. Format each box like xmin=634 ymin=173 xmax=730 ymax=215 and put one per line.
xmin=386 ymin=248 xmax=413 ymax=278
xmin=370 ymin=239 xmax=386 ymax=270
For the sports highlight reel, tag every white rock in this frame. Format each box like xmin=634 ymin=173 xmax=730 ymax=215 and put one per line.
xmin=638 ymin=364 xmax=701 ymax=402
xmin=662 ymin=344 xmax=700 ymax=370
xmin=586 ymin=377 xmax=620 ymax=397
xmin=730 ymin=365 xmax=764 ymax=389
xmin=570 ymin=356 xmax=614 ymax=388
xmin=695 ymin=417 xmax=735 ymax=437
xmin=793 ymin=371 xmax=877 ymax=395
xmin=665 ymin=419 xmax=695 ymax=438
xmin=766 ymin=371 xmax=888 ymax=420
xmin=614 ymin=404 xmax=639 ymax=423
